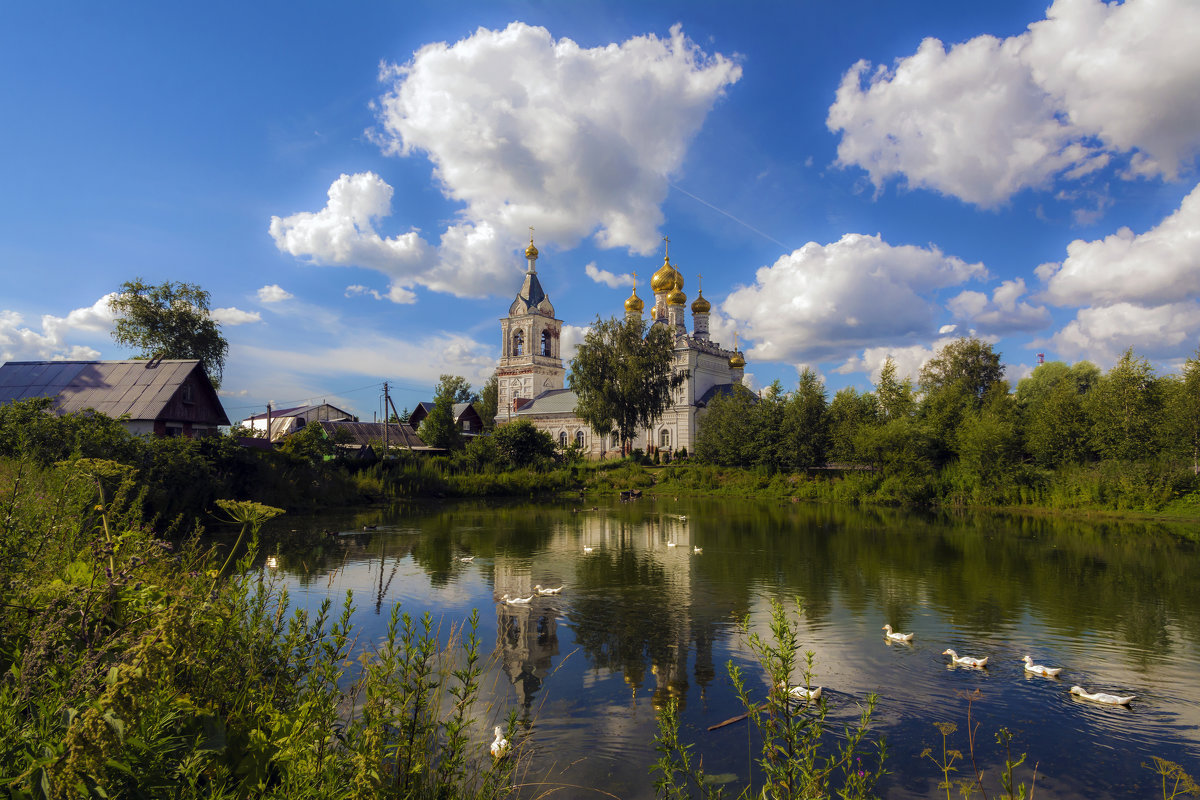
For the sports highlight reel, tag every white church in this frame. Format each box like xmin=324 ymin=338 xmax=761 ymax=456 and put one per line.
xmin=494 ymin=236 xmax=745 ymax=458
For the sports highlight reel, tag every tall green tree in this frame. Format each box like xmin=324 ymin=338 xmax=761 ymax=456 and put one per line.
xmin=568 ymin=316 xmax=684 ymax=453
xmin=875 ymin=358 xmax=915 ymax=420
xmin=826 ymin=387 xmax=877 ymax=463
xmin=108 ymin=278 xmax=229 ymax=389
xmin=1085 ymin=348 xmax=1163 ymax=461
xmin=918 ymin=337 xmax=1007 ymax=464
xmin=418 ymin=375 xmax=464 ymax=450
xmin=694 ymin=384 xmax=758 ymax=466
xmin=478 ymin=374 xmax=498 ymax=432
xmin=1169 ymin=348 xmax=1200 ymax=473
xmin=782 ymin=368 xmax=829 ymax=468
xmin=437 ymin=375 xmax=476 ymax=405
xmin=492 ymin=419 xmax=556 ymax=468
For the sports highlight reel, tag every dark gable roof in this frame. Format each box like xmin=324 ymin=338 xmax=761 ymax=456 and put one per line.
xmin=242 ymin=403 xmax=356 ymax=423
xmin=314 ymin=420 xmax=429 ymax=449
xmin=0 ymin=359 xmax=230 ymax=425
xmin=695 ymin=383 xmax=754 ymax=408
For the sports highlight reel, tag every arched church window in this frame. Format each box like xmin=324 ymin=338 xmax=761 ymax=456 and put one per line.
xmin=541 ymin=330 xmax=552 ymax=356
xmin=575 ymin=430 xmax=584 ymax=447
xmin=559 ymin=431 xmax=567 ymax=447
xmin=660 ymin=428 xmax=671 ymax=449
xmin=513 ymin=330 xmax=524 ymax=356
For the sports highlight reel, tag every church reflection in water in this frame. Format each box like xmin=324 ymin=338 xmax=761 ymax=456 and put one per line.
xmin=490 ymin=512 xmax=724 ymax=711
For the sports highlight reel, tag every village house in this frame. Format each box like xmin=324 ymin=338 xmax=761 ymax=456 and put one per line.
xmin=408 ymin=401 xmax=484 ymax=437
xmin=0 ymin=359 xmax=229 ymax=438
xmin=240 ymin=402 xmax=357 ymax=442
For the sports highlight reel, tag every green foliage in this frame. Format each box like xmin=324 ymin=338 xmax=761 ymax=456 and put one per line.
xmin=491 ymin=420 xmax=556 ymax=469
xmin=784 ymin=368 xmax=829 ymax=468
xmin=1086 ymin=349 xmax=1164 ymax=461
xmin=694 ymin=385 xmax=759 ymax=466
xmin=826 ymin=388 xmax=877 ymax=464
xmin=419 ymin=376 xmax=466 ymax=451
xmin=278 ymin=422 xmax=335 ymax=464
xmin=0 ymin=463 xmax=521 ymax=799
xmin=478 ymin=374 xmax=498 ymax=432
xmin=108 ymin=278 xmax=229 ymax=390
xmin=569 ymin=315 xmax=684 ymax=450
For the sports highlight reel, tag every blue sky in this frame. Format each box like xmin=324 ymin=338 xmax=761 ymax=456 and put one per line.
xmin=2 ymin=0 xmax=1198 ymax=424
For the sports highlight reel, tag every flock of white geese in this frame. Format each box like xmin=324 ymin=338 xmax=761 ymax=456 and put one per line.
xmin=880 ymin=624 xmax=1137 ymax=706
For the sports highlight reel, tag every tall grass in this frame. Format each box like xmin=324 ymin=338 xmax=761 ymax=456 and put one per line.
xmin=0 ymin=459 xmax=524 ymax=799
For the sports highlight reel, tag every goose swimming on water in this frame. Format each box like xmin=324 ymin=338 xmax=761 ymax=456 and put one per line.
xmin=943 ymin=649 xmax=988 ymax=668
xmin=882 ymin=624 xmax=914 ymax=642
xmin=1022 ymin=655 xmax=1062 ymax=677
xmin=778 ymin=682 xmax=822 ymax=701
xmin=500 ymin=594 xmax=534 ymax=605
xmin=535 ymin=584 xmax=563 ymax=595
xmin=1070 ymin=686 xmax=1135 ymax=705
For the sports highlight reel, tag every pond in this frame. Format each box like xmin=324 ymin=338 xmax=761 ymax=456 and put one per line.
xmin=258 ymin=497 xmax=1200 ymax=798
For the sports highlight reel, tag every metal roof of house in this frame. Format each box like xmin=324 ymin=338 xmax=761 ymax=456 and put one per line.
xmin=315 ymin=420 xmax=429 ymax=449
xmin=513 ymin=388 xmax=579 ymax=415
xmin=0 ymin=359 xmax=229 ymax=424
xmin=243 ymin=402 xmax=356 ymax=423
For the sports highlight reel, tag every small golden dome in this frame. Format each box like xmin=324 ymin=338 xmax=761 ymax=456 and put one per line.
xmin=624 ymin=286 xmax=645 ymax=313
xmin=666 ymin=272 xmax=686 ymax=306
xmin=729 ymin=351 xmax=746 ymax=369
xmin=691 ymin=290 xmax=710 ymax=313
xmin=651 ymin=255 xmax=681 ymax=294
xmin=525 ymin=240 xmax=539 ymax=260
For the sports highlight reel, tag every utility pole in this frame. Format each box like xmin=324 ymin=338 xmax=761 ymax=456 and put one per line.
xmin=266 ymin=402 xmax=272 ymax=443
xmin=383 ymin=383 xmax=389 ymax=456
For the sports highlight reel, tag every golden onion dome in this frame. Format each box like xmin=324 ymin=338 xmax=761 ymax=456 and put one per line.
xmin=651 ymin=255 xmax=681 ymax=294
xmin=729 ymin=351 xmax=746 ymax=369
xmin=691 ymin=290 xmax=710 ymax=313
xmin=667 ymin=273 xmax=686 ymax=305
xmin=524 ymin=239 xmax=539 ymax=260
xmin=624 ymin=286 xmax=645 ymax=313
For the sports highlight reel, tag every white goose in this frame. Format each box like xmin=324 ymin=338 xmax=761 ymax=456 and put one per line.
xmin=490 ymin=726 xmax=510 ymax=759
xmin=1022 ymin=655 xmax=1062 ymax=677
xmin=1070 ymin=686 xmax=1136 ymax=705
xmin=459 ymin=556 xmax=474 ymax=563
xmin=943 ymin=649 xmax=989 ymax=668
xmin=882 ymin=624 xmax=914 ymax=642
xmin=535 ymin=584 xmax=564 ymax=595
xmin=779 ymin=682 xmax=823 ymax=701
xmin=500 ymin=594 xmax=534 ymax=605
xmin=582 ymin=545 xmax=594 ymax=553
xmin=693 ymin=546 xmax=703 ymax=554
xmin=666 ymin=541 xmax=678 ymax=547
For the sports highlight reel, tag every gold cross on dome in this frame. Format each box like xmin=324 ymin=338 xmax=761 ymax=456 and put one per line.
xmin=663 ymin=236 xmax=670 ymax=259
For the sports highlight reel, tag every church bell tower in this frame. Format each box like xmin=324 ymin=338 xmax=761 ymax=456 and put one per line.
xmin=495 ymin=232 xmax=565 ymax=423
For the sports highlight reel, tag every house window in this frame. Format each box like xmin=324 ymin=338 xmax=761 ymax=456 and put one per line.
xmin=541 ymin=330 xmax=552 ymax=356
xmin=611 ymin=433 xmax=619 ymax=449
xmin=513 ymin=330 xmax=524 ymax=356
xmin=660 ymin=428 xmax=671 ymax=449
xmin=559 ymin=431 xmax=567 ymax=447
xmin=462 ymin=420 xmax=470 ymax=431
xmin=181 ymin=383 xmax=194 ymax=404
xmin=575 ymin=430 xmax=584 ymax=447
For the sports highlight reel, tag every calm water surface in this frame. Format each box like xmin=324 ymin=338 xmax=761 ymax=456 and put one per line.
xmin=259 ymin=498 xmax=1200 ymax=798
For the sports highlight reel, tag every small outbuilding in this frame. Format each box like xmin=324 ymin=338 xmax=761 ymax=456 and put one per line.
xmin=240 ymin=402 xmax=357 ymax=442
xmin=0 ymin=359 xmax=229 ymax=437
xmin=408 ymin=402 xmax=483 ymax=436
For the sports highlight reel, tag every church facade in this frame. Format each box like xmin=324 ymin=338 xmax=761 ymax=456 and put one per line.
xmin=495 ymin=238 xmax=745 ymax=458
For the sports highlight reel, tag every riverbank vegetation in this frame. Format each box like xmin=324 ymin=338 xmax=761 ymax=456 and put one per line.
xmin=689 ymin=340 xmax=1200 ymax=516
xmin=0 ymin=459 xmax=523 ymax=798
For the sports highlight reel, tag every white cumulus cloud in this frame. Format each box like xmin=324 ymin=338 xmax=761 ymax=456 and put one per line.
xmin=1038 ymin=181 xmax=1200 ymax=307
xmin=368 ymin=22 xmax=741 ymax=291
xmin=0 ymin=295 xmax=115 ymax=362
xmin=721 ymin=233 xmax=986 ymax=366
xmin=257 ymin=284 xmax=294 ymax=303
xmin=947 ymin=277 xmax=1049 ymax=334
xmin=827 ymin=0 xmax=1200 ymax=207
xmin=1040 ymin=301 xmax=1200 ymax=365
xmin=213 ymin=307 xmax=262 ymax=326
xmin=269 ymin=172 xmax=432 ymax=301
xmin=584 ymin=262 xmax=634 ymax=289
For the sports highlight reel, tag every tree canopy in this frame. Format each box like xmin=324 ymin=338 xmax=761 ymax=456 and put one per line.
xmin=568 ymin=316 xmax=684 ymax=452
xmin=108 ymin=278 xmax=229 ymax=389
xmin=418 ymin=375 xmax=467 ymax=450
